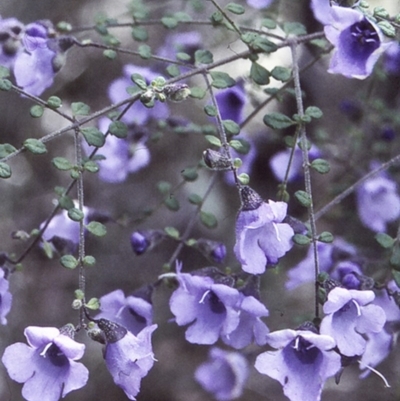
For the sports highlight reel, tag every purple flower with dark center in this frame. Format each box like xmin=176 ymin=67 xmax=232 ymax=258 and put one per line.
xmin=255 ymin=326 xmax=341 ymax=401
xmin=195 ymin=347 xmax=249 ymax=401
xmin=108 ymin=65 xmax=169 ymax=125
xmin=1 ymin=325 xmax=88 ymax=401
xmin=97 ymin=319 xmax=157 ymax=401
xmin=169 ymin=263 xmax=240 ymax=345
xmin=0 ymin=268 xmax=12 ymax=324
xmin=320 ymin=287 xmax=386 ymax=356
xmin=215 ymin=81 xmax=246 ymax=124
xmin=95 ymin=288 xmax=153 ymax=336
xmin=234 ymin=186 xmax=294 ymax=274
xmin=83 ymin=117 xmax=150 ymax=183
xmin=311 ymin=0 xmax=392 ymax=79
xmin=0 ymin=16 xmax=24 ymax=68
xmin=356 ymin=171 xmax=400 ymax=232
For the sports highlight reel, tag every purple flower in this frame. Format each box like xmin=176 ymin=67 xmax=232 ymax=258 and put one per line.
xmin=83 ymin=117 xmax=150 ymax=183
xmin=157 ymin=31 xmax=202 ymax=63
xmin=234 ymin=186 xmax=294 ymax=274
xmin=215 ymin=81 xmax=246 ymax=124
xmin=97 ymin=319 xmax=157 ymax=401
xmin=0 ymin=16 xmax=24 ymax=68
xmin=2 ymin=325 xmax=88 ymax=401
xmin=246 ymin=0 xmax=273 ymax=9
xmin=384 ymin=42 xmax=400 ymax=76
xmin=311 ymin=0 xmax=392 ymax=79
xmin=108 ymin=65 xmax=169 ymax=125
xmin=130 ymin=229 xmax=165 ymax=255
xmin=0 ymin=268 xmax=12 ymax=324
xmin=195 ymin=238 xmax=227 ymax=263
xmin=169 ymin=264 xmax=240 ymax=344
xmin=356 ymin=171 xmax=400 ymax=232
xmin=320 ymin=287 xmax=386 ymax=356
xmin=195 ymin=347 xmax=249 ymax=401
xmin=255 ymin=327 xmax=341 ymax=401
xmin=95 ymin=288 xmax=153 ymax=336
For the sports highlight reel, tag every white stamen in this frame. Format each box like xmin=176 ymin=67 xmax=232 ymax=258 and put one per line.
xmin=199 ymin=290 xmax=211 ymax=304
xmin=358 ymin=360 xmax=390 ymax=388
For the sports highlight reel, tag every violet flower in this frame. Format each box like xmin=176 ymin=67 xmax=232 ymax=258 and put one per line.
xmin=311 ymin=0 xmax=392 ymax=79
xmin=234 ymin=186 xmax=294 ymax=274
xmin=356 ymin=171 xmax=400 ymax=232
xmin=384 ymin=42 xmax=400 ymax=76
xmin=97 ymin=319 xmax=157 ymax=401
xmin=108 ymin=65 xmax=169 ymax=125
xmin=2 ymin=325 xmax=88 ymax=401
xmin=169 ymin=263 xmax=241 ymax=345
xmin=246 ymin=0 xmax=274 ymax=9
xmin=215 ymin=81 xmax=246 ymax=124
xmin=320 ymin=287 xmax=386 ymax=356
xmin=255 ymin=326 xmax=341 ymax=401
xmin=83 ymin=117 xmax=150 ymax=183
xmin=157 ymin=31 xmax=202 ymax=63
xmin=0 ymin=268 xmax=12 ymax=324
xmin=195 ymin=347 xmax=249 ymax=401
xmin=0 ymin=16 xmax=24 ymax=68
xmin=95 ymin=288 xmax=153 ymax=336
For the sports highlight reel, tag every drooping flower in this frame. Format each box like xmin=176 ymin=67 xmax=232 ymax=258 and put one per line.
xmin=320 ymin=287 xmax=386 ymax=356
xmin=130 ymin=229 xmax=165 ymax=255
xmin=0 ymin=268 xmax=12 ymax=325
xmin=195 ymin=347 xmax=249 ymax=401
xmin=2 ymin=325 xmax=89 ymax=401
xmin=356 ymin=170 xmax=400 ymax=232
xmin=95 ymin=287 xmax=153 ymax=336
xmin=97 ymin=318 xmax=157 ymax=401
xmin=83 ymin=117 xmax=150 ymax=183
xmin=234 ymin=186 xmax=294 ymax=274
xmin=311 ymin=0 xmax=392 ymax=79
xmin=108 ymin=65 xmax=169 ymax=125
xmin=169 ymin=264 xmax=241 ymax=345
xmin=255 ymin=324 xmax=341 ymax=401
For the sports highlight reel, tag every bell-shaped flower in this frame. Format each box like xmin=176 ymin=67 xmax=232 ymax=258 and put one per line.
xmin=320 ymin=287 xmax=386 ymax=356
xmin=95 ymin=287 xmax=153 ymax=336
xmin=234 ymin=186 xmax=294 ymax=274
xmin=255 ymin=325 xmax=341 ymax=401
xmin=195 ymin=347 xmax=249 ymax=401
xmin=97 ymin=319 xmax=157 ymax=401
xmin=215 ymin=80 xmax=246 ymax=124
xmin=2 ymin=325 xmax=88 ymax=401
xmin=311 ymin=0 xmax=392 ymax=79
xmin=0 ymin=268 xmax=12 ymax=324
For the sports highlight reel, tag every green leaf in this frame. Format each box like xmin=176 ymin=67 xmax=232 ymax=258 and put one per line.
xmin=251 ymin=35 xmax=277 ymax=53
xmin=166 ymin=64 xmax=181 ymax=77
xmin=103 ymin=49 xmax=117 ymax=60
xmin=204 ymin=105 xmax=217 ymax=117
xmin=58 ymin=195 xmax=74 ymax=210
xmin=318 ymin=231 xmax=334 ymax=243
xmin=250 ymin=62 xmax=270 ymax=85
xmin=311 ymin=158 xmax=330 ymax=174
xmin=0 ymin=143 xmax=16 ymax=158
xmin=176 ymin=52 xmax=191 ymax=62
xmin=200 ymin=211 xmax=218 ymax=229
xmin=210 ymin=71 xmax=235 ymax=89
xmin=188 ymin=193 xmax=203 ymax=205
xmin=223 ymin=120 xmax=240 ymax=135
xmin=237 ymin=173 xmax=249 ymax=185
xmin=181 ymin=167 xmax=198 ymax=181
xmin=138 ymin=44 xmax=152 ymax=59
xmin=157 ymin=181 xmax=171 ymax=194
xmin=83 ymin=255 xmax=96 ymax=267
xmin=60 ymin=255 xmax=78 ymax=269
xmin=295 ymin=190 xmax=312 ymax=207
xmin=23 ymin=139 xmax=47 ymax=154
xmin=293 ymin=234 xmax=311 ymax=245
xmin=131 ymin=73 xmax=147 ymax=89
xmin=377 ymin=20 xmax=395 ymax=38
xmin=0 ymin=162 xmax=11 ymax=178
xmin=226 ymin=2 xmax=245 ymax=14
xmin=189 ymin=87 xmax=206 ymax=99
xmin=109 ymin=121 xmax=128 ymax=138
xmin=205 ymin=135 xmax=222 ymax=147
xmin=263 ymin=112 xmax=295 ymax=129
xmin=161 ymin=16 xmax=178 ymax=29
xmin=0 ymin=66 xmax=10 ymax=78
xmin=391 ymin=243 xmax=400 ymax=268
xmin=68 ymin=207 xmax=84 ymax=222
xmin=86 ymin=221 xmax=107 ymax=236
xmin=392 ymin=269 xmax=400 ymax=286
xmin=81 ymin=127 xmax=105 ymax=147
xmin=52 ymin=157 xmax=73 ymax=171
xmin=0 ymin=79 xmax=12 ymax=91
xmin=195 ymin=49 xmax=213 ymax=64
xmin=131 ymin=26 xmax=149 ymax=41
xmin=305 ymin=106 xmax=323 ymax=119
xmin=164 ymin=197 xmax=180 ymax=211
xmin=47 ymin=96 xmax=62 ymax=109
xmin=30 ymin=105 xmax=44 ymax=118
xmin=261 ymin=18 xmax=276 ymax=29
xmin=85 ymin=297 xmax=100 ymax=310
xmin=174 ymin=12 xmax=192 ymax=22
xmin=271 ymin=66 xmax=291 ymax=81
xmin=282 ymin=21 xmax=307 ymax=36
xmin=83 ymin=160 xmax=99 ymax=173
xmin=375 ymin=233 xmax=395 ymax=249
xmin=71 ymin=102 xmax=90 ymax=116
xmin=229 ymin=139 xmax=248 ymax=153
xmin=164 ymin=226 xmax=180 ymax=239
